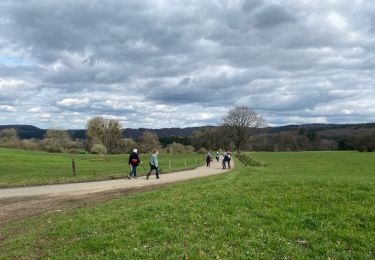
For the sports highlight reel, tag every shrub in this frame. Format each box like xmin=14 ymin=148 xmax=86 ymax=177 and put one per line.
xmin=91 ymin=144 xmax=107 ymax=154
xmin=113 ymin=138 xmax=136 ymax=154
xmin=198 ymin=147 xmax=207 ymax=154
xmin=0 ymin=128 xmax=22 ymax=149
xmin=41 ymin=129 xmax=73 ymax=153
xmin=166 ymin=142 xmax=185 ymax=153
xmin=21 ymin=139 xmax=41 ymax=151
xmin=184 ymin=145 xmax=195 ymax=153
xmin=138 ymin=131 xmax=161 ymax=153
xmin=67 ymin=148 xmax=80 ymax=154
xmin=237 ymin=153 xmax=265 ymax=167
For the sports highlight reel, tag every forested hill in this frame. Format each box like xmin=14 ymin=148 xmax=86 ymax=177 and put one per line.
xmin=0 ymin=125 xmax=46 ymax=139
xmin=1 ymin=123 xmax=374 ymax=140
xmin=0 ymin=125 xmax=210 ymax=139
xmin=123 ymin=127 xmax=212 ymax=138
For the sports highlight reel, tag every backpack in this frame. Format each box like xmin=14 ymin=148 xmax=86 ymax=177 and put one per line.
xmin=131 ymin=158 xmax=138 ymax=165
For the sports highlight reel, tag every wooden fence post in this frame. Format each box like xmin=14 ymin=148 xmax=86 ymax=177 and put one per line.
xmin=72 ymin=158 xmax=76 ymax=177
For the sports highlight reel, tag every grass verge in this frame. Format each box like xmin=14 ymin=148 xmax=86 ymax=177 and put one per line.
xmin=1 ymin=151 xmax=374 ymax=258
xmin=0 ymin=148 xmax=205 ymax=187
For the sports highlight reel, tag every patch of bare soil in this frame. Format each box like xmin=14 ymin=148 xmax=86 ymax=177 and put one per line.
xmin=0 ymin=184 xmax=169 ymax=225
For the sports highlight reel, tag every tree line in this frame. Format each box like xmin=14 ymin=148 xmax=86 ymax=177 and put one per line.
xmin=1 ymin=106 xmax=373 ymax=154
xmin=0 ymin=117 xmax=196 ymax=154
xmin=191 ymin=125 xmax=375 ymax=152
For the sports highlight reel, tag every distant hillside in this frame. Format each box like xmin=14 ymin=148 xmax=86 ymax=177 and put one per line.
xmin=1 ymin=123 xmax=374 ymax=140
xmin=260 ymin=123 xmax=375 ymax=134
xmin=0 ymin=125 xmax=46 ymax=139
xmin=0 ymin=125 xmax=210 ymax=139
xmin=123 ymin=127 xmax=212 ymax=139
xmin=259 ymin=123 xmax=375 ymax=139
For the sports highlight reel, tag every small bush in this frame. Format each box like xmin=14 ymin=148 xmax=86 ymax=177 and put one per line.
xmin=21 ymin=139 xmax=41 ymax=151
xmin=184 ymin=145 xmax=195 ymax=153
xmin=91 ymin=144 xmax=107 ymax=154
xmin=67 ymin=148 xmax=80 ymax=154
xmin=198 ymin=147 xmax=207 ymax=154
xmin=165 ymin=143 xmax=196 ymax=154
xmin=237 ymin=153 xmax=265 ymax=167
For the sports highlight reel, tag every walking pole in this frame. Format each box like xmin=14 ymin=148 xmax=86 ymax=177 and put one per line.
xmin=141 ymin=164 xmax=147 ymax=176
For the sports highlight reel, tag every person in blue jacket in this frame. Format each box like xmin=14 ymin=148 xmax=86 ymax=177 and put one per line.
xmin=146 ymin=150 xmax=159 ymax=179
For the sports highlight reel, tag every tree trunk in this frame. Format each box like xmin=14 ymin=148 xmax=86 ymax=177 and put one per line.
xmin=236 ymin=143 xmax=241 ymax=155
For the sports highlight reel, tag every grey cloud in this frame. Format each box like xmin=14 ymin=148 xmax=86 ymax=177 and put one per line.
xmin=253 ymin=4 xmax=296 ymax=28
xmin=0 ymin=0 xmax=374 ymax=128
xmin=242 ymin=0 xmax=264 ymax=13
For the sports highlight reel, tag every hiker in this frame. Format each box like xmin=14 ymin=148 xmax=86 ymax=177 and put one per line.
xmin=227 ymin=151 xmax=232 ymax=169
xmin=222 ymin=152 xmax=228 ymax=169
xmin=206 ymin=152 xmax=212 ymax=167
xmin=146 ymin=150 xmax=159 ymax=179
xmin=127 ymin=148 xmax=141 ymax=179
xmin=216 ymin=151 xmax=220 ymax=162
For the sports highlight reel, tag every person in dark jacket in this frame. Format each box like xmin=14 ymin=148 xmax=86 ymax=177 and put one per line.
xmin=227 ymin=151 xmax=232 ymax=169
xmin=206 ymin=152 xmax=212 ymax=167
xmin=222 ymin=152 xmax=228 ymax=169
xmin=127 ymin=148 xmax=141 ymax=179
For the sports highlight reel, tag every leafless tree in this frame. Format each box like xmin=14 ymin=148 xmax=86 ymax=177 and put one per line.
xmin=192 ymin=126 xmax=232 ymax=151
xmin=222 ymin=106 xmax=266 ymax=154
xmin=0 ymin=128 xmax=21 ymax=148
xmin=138 ymin=131 xmax=160 ymax=153
xmin=42 ymin=129 xmax=72 ymax=152
xmin=86 ymin=117 xmax=122 ymax=153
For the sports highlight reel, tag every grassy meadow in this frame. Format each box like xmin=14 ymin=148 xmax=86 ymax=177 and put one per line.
xmin=1 ymin=151 xmax=374 ymax=258
xmin=0 ymin=148 xmax=205 ymax=187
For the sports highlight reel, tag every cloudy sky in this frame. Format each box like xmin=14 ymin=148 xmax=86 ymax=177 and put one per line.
xmin=1 ymin=0 xmax=374 ymax=129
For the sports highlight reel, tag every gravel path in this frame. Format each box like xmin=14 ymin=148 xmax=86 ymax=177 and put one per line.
xmin=0 ymin=159 xmax=232 ymax=199
xmin=0 ymin=159 xmax=233 ymax=224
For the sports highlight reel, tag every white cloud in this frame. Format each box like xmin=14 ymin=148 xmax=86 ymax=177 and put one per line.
xmin=0 ymin=105 xmax=16 ymax=112
xmin=39 ymin=113 xmax=51 ymax=118
xmin=28 ymin=107 xmax=42 ymax=113
xmin=326 ymin=12 xmax=347 ymax=31
xmin=0 ymin=78 xmax=25 ymax=91
xmin=57 ymin=98 xmax=90 ymax=108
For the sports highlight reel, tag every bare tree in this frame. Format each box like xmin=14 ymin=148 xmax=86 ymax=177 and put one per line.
xmin=0 ymin=128 xmax=18 ymax=140
xmin=0 ymin=128 xmax=21 ymax=148
xmin=42 ymin=129 xmax=72 ymax=152
xmin=191 ymin=126 xmax=231 ymax=151
xmin=87 ymin=117 xmax=106 ymax=146
xmin=138 ymin=131 xmax=160 ymax=153
xmin=117 ymin=138 xmax=136 ymax=154
xmin=222 ymin=106 xmax=266 ymax=154
xmin=104 ymin=119 xmax=123 ymax=153
xmin=86 ymin=117 xmax=123 ymax=153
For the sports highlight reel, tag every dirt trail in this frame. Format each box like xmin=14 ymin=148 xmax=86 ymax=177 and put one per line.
xmin=0 ymin=159 xmax=233 ymax=224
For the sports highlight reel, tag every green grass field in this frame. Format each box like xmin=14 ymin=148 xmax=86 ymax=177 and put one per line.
xmin=0 ymin=148 xmax=205 ymax=187
xmin=1 ymin=151 xmax=374 ymax=259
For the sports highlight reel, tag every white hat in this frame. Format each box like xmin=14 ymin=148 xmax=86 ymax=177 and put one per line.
xmin=133 ymin=148 xmax=138 ymax=153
